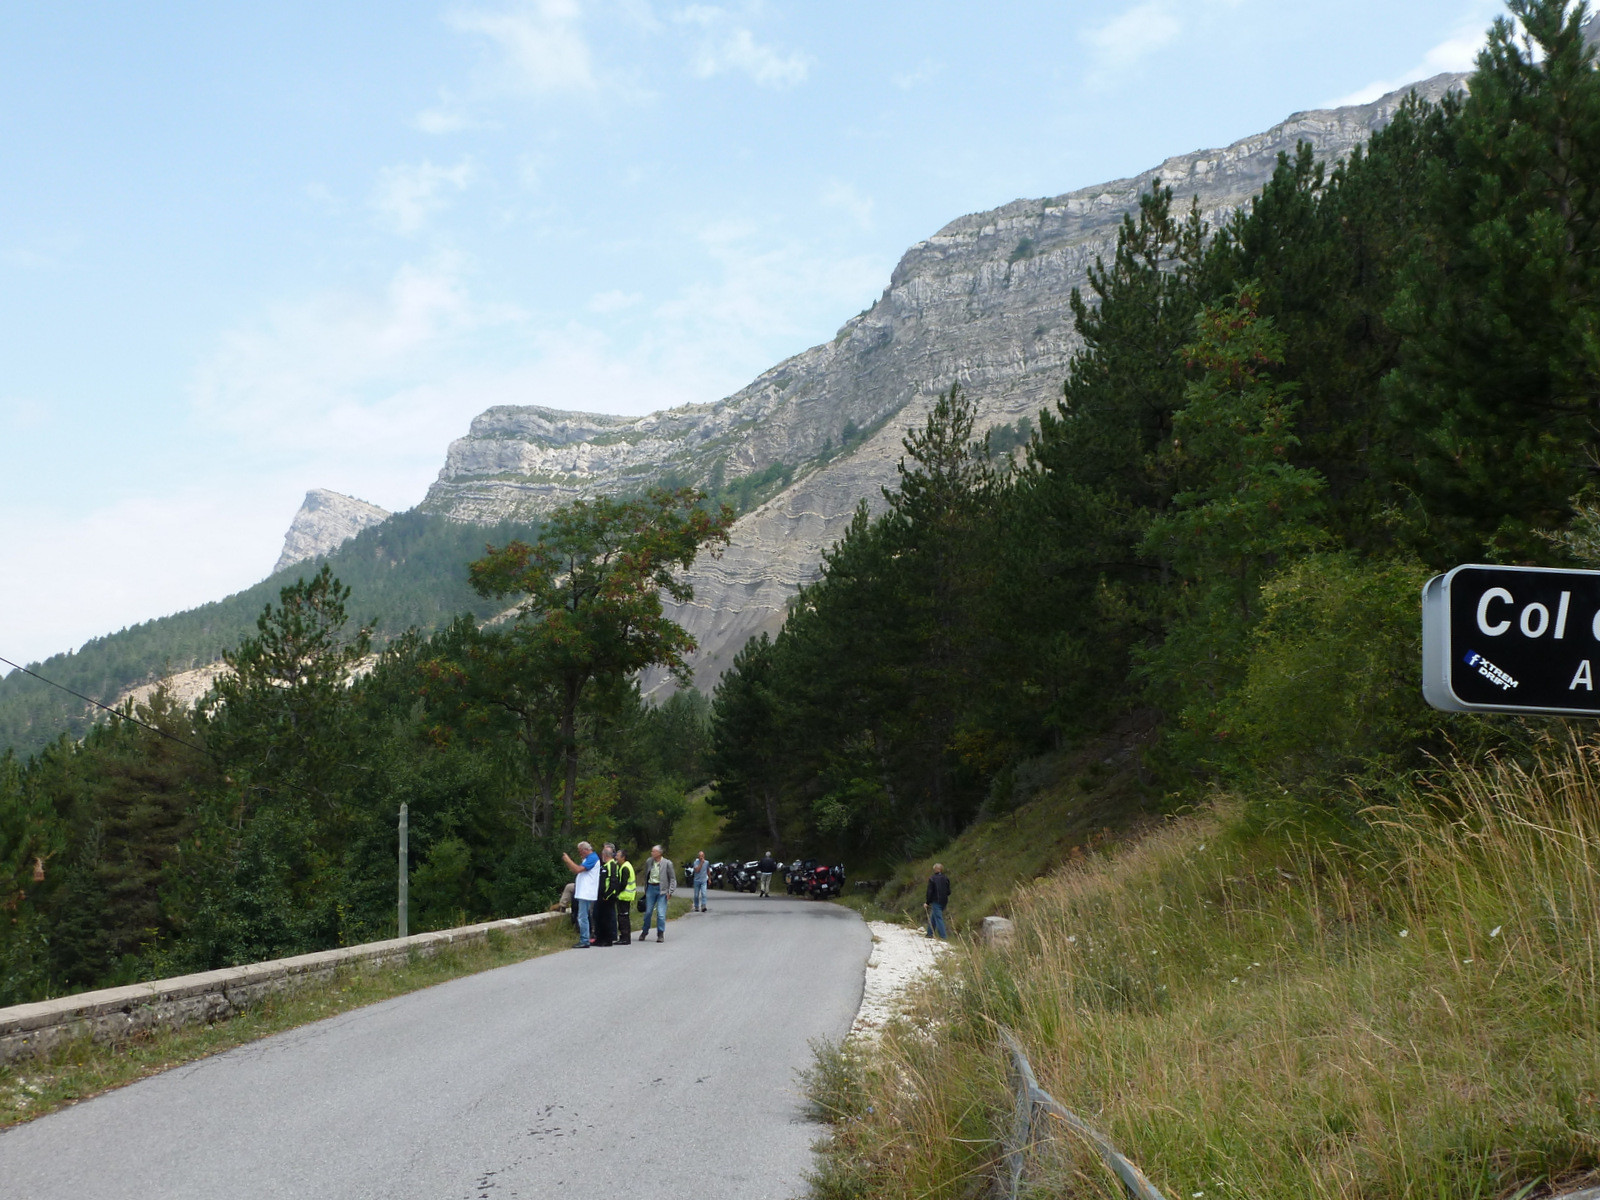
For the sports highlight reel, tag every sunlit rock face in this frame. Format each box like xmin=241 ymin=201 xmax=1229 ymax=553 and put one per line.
xmin=420 ymin=75 xmax=1467 ymax=695
xmin=274 ymin=489 xmax=392 ymax=575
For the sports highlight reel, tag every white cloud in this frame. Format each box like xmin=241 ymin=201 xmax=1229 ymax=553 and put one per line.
xmin=674 ymin=7 xmax=810 ymax=88
xmin=589 ymin=289 xmax=643 ymax=312
xmin=893 ymin=58 xmax=941 ymax=91
xmin=0 ymin=395 xmax=52 ymax=440
xmin=1326 ymin=24 xmax=1488 ymax=107
xmin=821 ymin=180 xmax=874 ymax=230
xmin=1083 ymin=2 xmax=1182 ymax=75
xmin=674 ymin=4 xmax=718 ymax=25
xmin=2 ymin=232 xmax=80 ymax=271
xmin=449 ymin=0 xmax=596 ymax=95
xmin=651 ymin=218 xmax=885 ymax=360
xmin=414 ymin=92 xmax=483 ymax=133
xmin=190 ymin=258 xmax=512 ymax=468
xmin=373 ymin=159 xmax=474 ymax=235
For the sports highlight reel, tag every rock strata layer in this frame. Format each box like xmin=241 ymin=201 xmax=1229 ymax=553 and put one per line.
xmin=422 ymin=75 xmax=1466 ymax=694
xmin=274 ymin=489 xmax=392 ymax=574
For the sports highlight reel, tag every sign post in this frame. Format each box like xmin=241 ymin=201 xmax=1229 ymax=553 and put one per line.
xmin=1423 ymin=564 xmax=1600 ymax=716
xmin=398 ymin=802 xmax=409 ymax=939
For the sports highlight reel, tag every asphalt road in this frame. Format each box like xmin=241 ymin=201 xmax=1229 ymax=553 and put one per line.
xmin=0 ymin=889 xmax=871 ymax=1200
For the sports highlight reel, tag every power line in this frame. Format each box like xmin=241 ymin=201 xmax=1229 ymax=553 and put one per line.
xmin=0 ymin=654 xmax=211 ymax=757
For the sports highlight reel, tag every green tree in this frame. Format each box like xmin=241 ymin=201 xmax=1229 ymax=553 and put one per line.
xmin=1388 ymin=0 xmax=1600 ymax=562
xmin=467 ymin=488 xmax=732 ymax=837
xmin=419 ymin=617 xmax=567 ymax=838
xmin=709 ymin=634 xmax=786 ymax=850
xmin=882 ymin=385 xmax=1003 ymax=828
xmin=1141 ymin=288 xmax=1327 ymax=745
xmin=1011 ymin=182 xmax=1222 ymax=739
xmin=200 ymin=563 xmax=373 ymax=817
xmin=179 ymin=566 xmax=374 ymax=965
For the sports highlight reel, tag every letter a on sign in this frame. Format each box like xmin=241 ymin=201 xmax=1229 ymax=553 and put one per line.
xmin=1572 ymin=660 xmax=1594 ymax=691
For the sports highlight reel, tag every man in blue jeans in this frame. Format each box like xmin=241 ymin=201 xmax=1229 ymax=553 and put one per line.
xmin=691 ymin=851 xmax=710 ymax=912
xmin=924 ymin=862 xmax=951 ymax=939
xmin=561 ymin=841 xmax=601 ymax=948
xmin=634 ymin=844 xmax=676 ymax=943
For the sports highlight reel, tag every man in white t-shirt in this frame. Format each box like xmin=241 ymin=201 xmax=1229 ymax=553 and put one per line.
xmin=561 ymin=841 xmax=601 ymax=948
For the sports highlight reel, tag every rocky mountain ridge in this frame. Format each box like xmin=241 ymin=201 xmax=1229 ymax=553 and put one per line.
xmin=274 ymin=489 xmax=391 ymax=574
xmin=2 ymin=69 xmax=1478 ymax=760
xmin=418 ymin=73 xmax=1468 ymax=693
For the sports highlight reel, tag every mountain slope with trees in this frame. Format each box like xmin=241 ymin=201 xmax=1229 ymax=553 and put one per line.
xmin=708 ymin=0 xmax=1600 ymax=870
xmin=0 ymin=512 xmax=547 ymax=760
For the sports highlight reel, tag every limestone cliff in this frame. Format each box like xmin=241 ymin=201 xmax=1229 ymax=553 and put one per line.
xmin=422 ymin=75 xmax=1467 ymax=694
xmin=274 ymin=489 xmax=392 ymax=574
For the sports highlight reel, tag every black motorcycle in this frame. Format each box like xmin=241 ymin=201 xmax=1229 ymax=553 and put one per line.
xmin=786 ymin=858 xmax=817 ymax=895
xmin=709 ymin=861 xmax=728 ymax=889
xmin=728 ymin=860 xmax=762 ymax=892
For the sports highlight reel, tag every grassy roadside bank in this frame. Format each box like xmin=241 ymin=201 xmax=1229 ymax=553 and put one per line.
xmin=808 ymin=733 xmax=1600 ymax=1199
xmin=859 ymin=725 xmax=1157 ymax=930
xmin=1 ymin=918 xmax=575 ymax=1128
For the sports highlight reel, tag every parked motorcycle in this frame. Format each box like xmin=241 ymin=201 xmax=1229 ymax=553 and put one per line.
xmin=786 ymin=858 xmax=817 ymax=895
xmin=727 ymin=860 xmax=762 ymax=892
xmin=709 ymin=861 xmax=728 ymax=889
xmin=804 ymin=863 xmax=846 ymax=900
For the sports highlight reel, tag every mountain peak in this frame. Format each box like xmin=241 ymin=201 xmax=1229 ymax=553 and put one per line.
xmin=274 ymin=489 xmax=392 ymax=575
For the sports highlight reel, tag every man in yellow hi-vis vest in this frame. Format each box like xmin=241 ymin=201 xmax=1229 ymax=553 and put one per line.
xmin=614 ymin=847 xmax=638 ymax=945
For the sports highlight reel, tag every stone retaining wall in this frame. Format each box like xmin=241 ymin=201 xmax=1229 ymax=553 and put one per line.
xmin=0 ymin=911 xmax=562 ymax=1065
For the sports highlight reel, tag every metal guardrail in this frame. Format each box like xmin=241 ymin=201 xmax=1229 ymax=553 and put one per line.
xmin=998 ymin=1027 xmax=1170 ymax=1200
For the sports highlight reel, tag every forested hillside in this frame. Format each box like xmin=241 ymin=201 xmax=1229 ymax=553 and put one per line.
xmin=0 ymin=512 xmax=546 ymax=759
xmin=778 ymin=7 xmax=1600 ymax=1192
xmin=707 ymin=0 xmax=1600 ymax=861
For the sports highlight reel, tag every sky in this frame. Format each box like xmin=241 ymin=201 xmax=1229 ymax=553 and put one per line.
xmin=1 ymin=0 xmax=1509 ymax=671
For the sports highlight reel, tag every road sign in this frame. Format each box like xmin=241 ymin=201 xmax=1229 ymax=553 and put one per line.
xmin=1423 ymin=564 xmax=1600 ymax=715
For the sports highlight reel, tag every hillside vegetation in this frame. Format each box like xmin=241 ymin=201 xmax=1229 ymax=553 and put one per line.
xmin=706 ymin=0 xmax=1600 ymax=878
xmin=707 ymin=2 xmax=1600 ymax=1195
xmin=810 ymin=734 xmax=1600 ymax=1199
xmin=852 ymin=721 xmax=1158 ymax=927
xmin=0 ymin=511 xmax=545 ymax=759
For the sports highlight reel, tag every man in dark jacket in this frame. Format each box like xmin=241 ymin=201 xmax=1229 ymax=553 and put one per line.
xmin=593 ymin=844 xmax=620 ymax=946
xmin=757 ymin=851 xmax=778 ymax=897
xmin=924 ymin=863 xmax=951 ymax=939
xmin=615 ymin=848 xmax=636 ymax=945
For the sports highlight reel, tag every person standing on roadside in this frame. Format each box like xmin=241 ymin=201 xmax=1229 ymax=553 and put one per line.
xmin=593 ymin=844 xmax=619 ymax=946
xmin=692 ymin=851 xmax=710 ymax=912
xmin=615 ymin=848 xmax=637 ymax=945
xmin=924 ymin=863 xmax=951 ymax=940
xmin=634 ymin=844 xmax=676 ymax=943
xmin=757 ymin=850 xmax=778 ymax=898
xmin=561 ymin=841 xmax=601 ymax=949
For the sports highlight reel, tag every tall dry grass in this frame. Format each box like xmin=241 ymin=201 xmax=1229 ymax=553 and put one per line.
xmin=809 ymin=733 xmax=1600 ymax=1199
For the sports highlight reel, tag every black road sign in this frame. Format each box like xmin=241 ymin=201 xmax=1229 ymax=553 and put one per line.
xmin=1423 ymin=564 xmax=1600 ymax=716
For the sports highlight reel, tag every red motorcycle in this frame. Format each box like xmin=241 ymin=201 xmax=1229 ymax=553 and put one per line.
xmin=804 ymin=863 xmax=846 ymax=900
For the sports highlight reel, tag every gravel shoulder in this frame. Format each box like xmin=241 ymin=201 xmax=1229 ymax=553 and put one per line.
xmin=850 ymin=920 xmax=950 ymax=1042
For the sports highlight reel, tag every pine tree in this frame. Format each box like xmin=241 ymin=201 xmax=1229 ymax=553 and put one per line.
xmin=1388 ymin=0 xmax=1600 ymax=562
xmin=1140 ymin=288 xmax=1328 ymax=740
